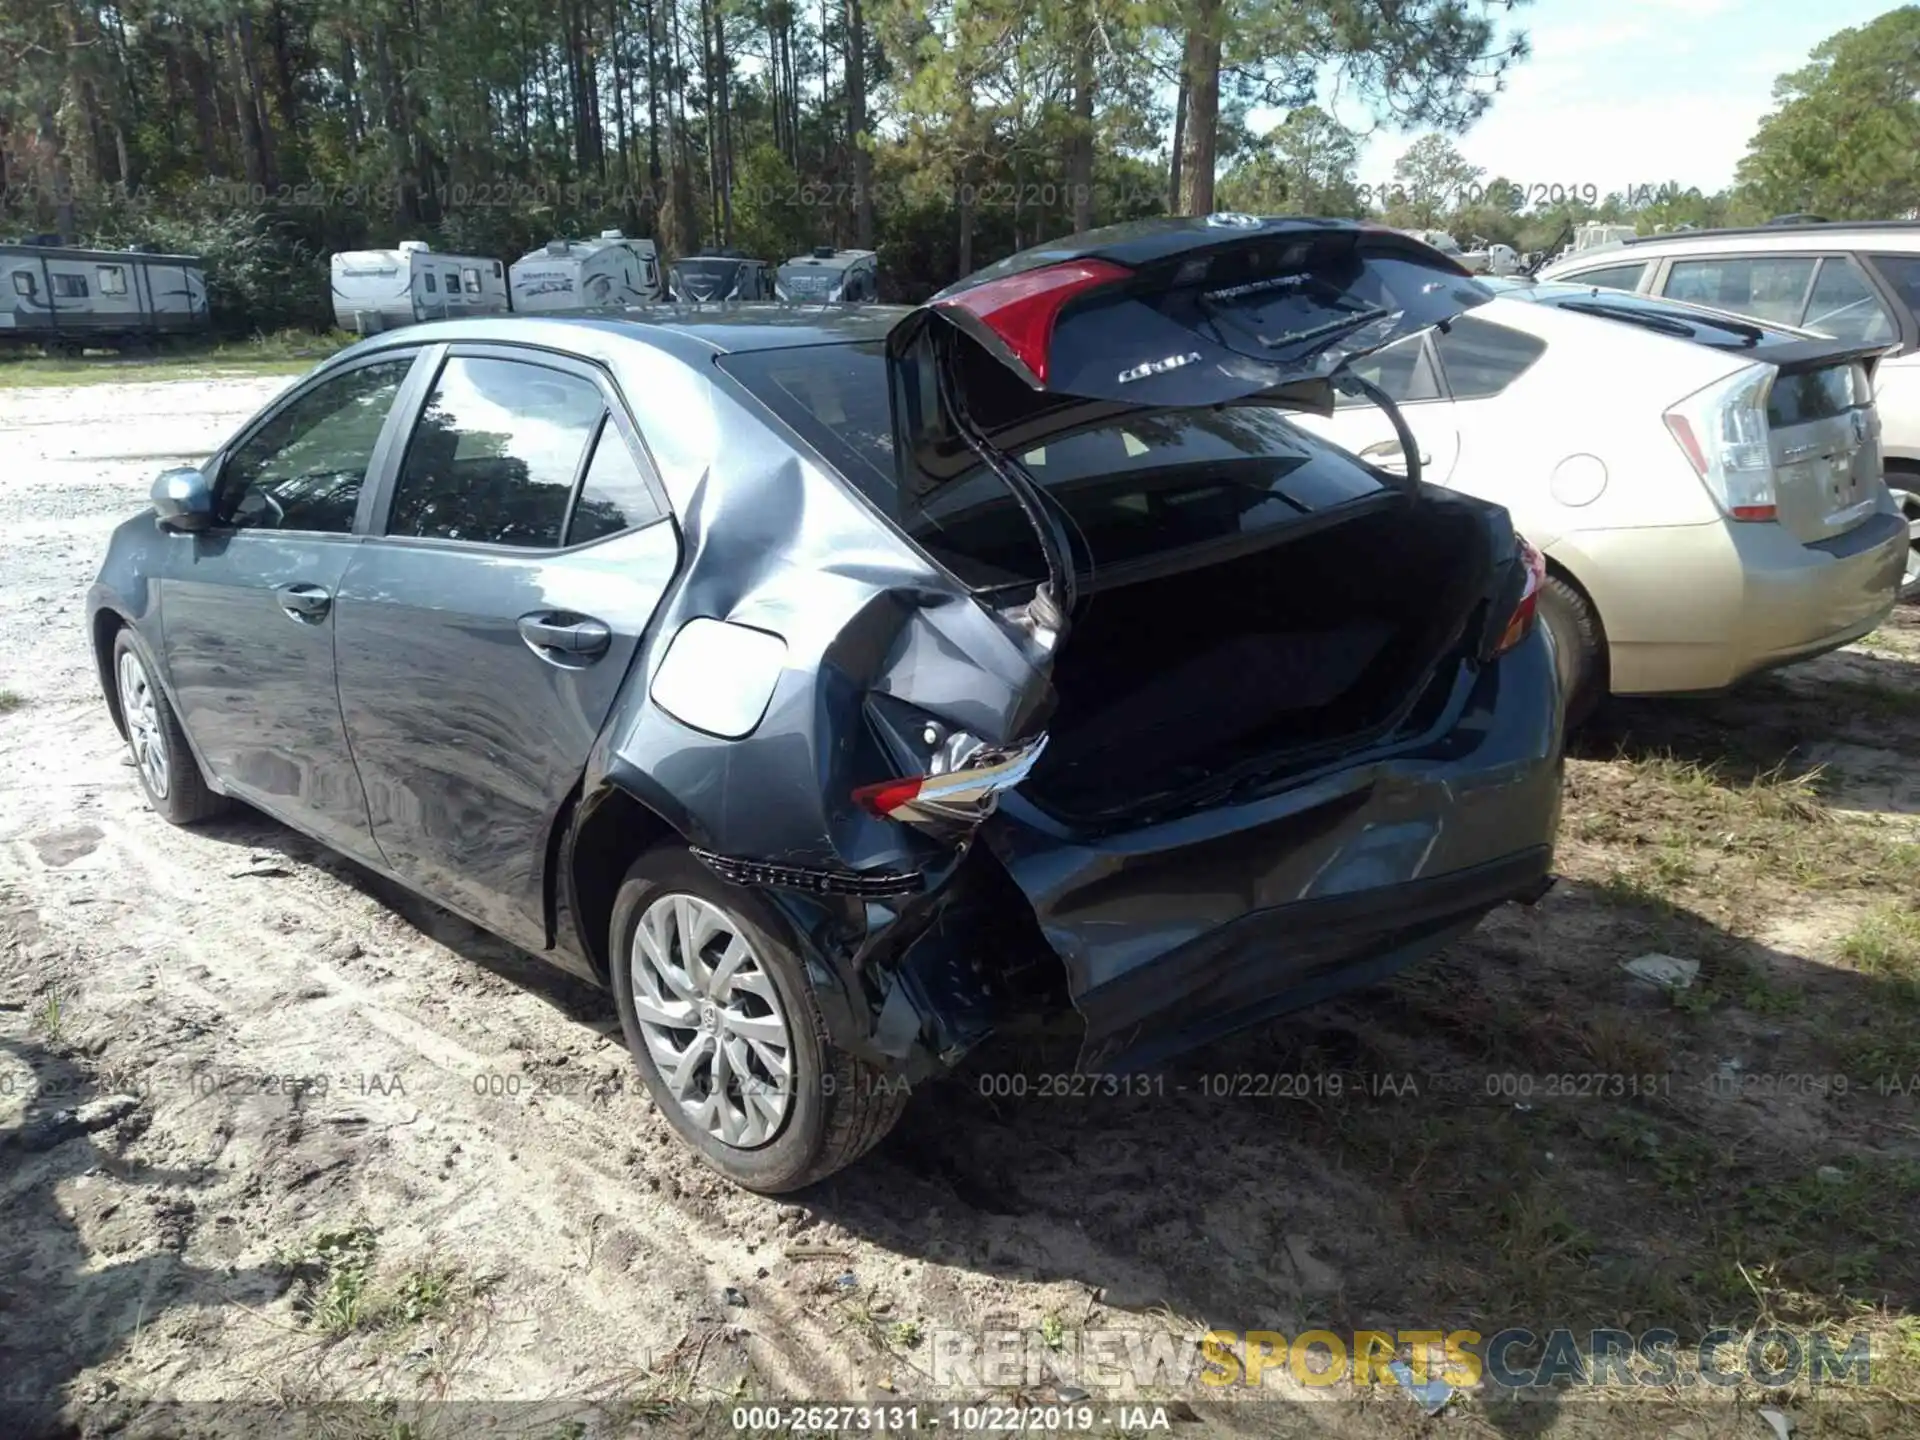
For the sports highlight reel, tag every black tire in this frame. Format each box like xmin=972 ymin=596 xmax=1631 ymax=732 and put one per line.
xmin=111 ymin=628 xmax=229 ymax=825
xmin=1536 ymin=572 xmax=1606 ymax=731
xmin=609 ymin=846 xmax=910 ymax=1192
xmin=1887 ymin=482 xmax=1920 ymax=602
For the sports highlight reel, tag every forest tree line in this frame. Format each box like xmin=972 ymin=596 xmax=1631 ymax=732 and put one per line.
xmin=0 ymin=0 xmax=1915 ymax=330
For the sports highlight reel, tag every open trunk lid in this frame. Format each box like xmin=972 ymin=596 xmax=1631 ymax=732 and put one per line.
xmin=882 ymin=216 xmax=1495 ymax=630
xmin=887 ymin=215 xmax=1491 ymax=415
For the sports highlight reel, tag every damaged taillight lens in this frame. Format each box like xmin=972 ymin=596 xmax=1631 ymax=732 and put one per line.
xmin=854 ymin=732 xmax=1050 ymax=825
xmin=1494 ymin=538 xmax=1546 ymax=657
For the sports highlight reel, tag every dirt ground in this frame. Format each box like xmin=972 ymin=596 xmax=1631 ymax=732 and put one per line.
xmin=2 ymin=375 xmax=1918 ymax=1440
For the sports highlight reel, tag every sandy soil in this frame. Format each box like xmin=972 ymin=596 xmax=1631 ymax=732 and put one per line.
xmin=2 ymin=376 xmax=1917 ymax=1440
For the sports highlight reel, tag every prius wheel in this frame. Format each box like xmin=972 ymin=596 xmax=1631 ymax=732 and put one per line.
xmin=1890 ymin=486 xmax=1920 ymax=600
xmin=609 ymin=847 xmax=910 ymax=1192
xmin=111 ymin=629 xmax=227 ymax=826
xmin=1537 ymin=573 xmax=1606 ymax=731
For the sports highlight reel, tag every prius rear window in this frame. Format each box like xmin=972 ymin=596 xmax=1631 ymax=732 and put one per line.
xmin=721 ymin=341 xmax=1392 ymax=590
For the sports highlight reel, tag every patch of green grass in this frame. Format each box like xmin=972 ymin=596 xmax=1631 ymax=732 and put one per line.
xmin=1040 ymin=1313 xmax=1067 ymax=1351
xmin=33 ymin=985 xmax=64 ymax=1043
xmin=1837 ymin=903 xmax=1920 ymax=981
xmin=277 ymin=1224 xmax=379 ymax=1336
xmin=0 ymin=690 xmax=23 ymax=714
xmin=273 ymin=1225 xmax=485 ymax=1339
xmin=0 ymin=329 xmax=356 ymax=388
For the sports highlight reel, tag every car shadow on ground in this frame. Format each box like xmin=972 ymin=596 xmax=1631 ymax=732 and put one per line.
xmin=0 ymin=1035 xmax=287 ymax=1440
xmin=184 ymin=802 xmax=616 ymax=1035
xmin=1575 ymin=652 xmax=1920 ymax=817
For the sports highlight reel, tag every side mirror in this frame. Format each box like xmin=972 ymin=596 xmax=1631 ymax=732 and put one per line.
xmin=151 ymin=466 xmax=214 ymax=532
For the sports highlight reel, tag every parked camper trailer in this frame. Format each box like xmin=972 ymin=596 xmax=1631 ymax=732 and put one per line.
xmin=509 ymin=230 xmax=662 ymax=312
xmin=775 ymin=246 xmax=880 ymax=303
xmin=330 ymin=241 xmax=510 ymax=334
xmin=0 ymin=243 xmax=208 ymax=352
xmin=667 ymin=250 xmax=776 ymax=302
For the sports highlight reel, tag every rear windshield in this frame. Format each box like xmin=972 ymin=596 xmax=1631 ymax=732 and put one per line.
xmin=719 ymin=341 xmax=1395 ymax=591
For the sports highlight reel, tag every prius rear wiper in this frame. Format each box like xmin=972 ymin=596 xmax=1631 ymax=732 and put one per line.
xmin=1559 ymin=298 xmax=1764 ymax=347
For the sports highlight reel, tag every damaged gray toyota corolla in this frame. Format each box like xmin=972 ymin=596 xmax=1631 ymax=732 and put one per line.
xmin=88 ymin=216 xmax=1564 ymax=1191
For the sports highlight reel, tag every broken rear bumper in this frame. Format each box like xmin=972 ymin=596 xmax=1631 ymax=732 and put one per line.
xmin=983 ymin=625 xmax=1564 ymax=1075
xmin=1067 ymin=845 xmax=1553 ymax=1074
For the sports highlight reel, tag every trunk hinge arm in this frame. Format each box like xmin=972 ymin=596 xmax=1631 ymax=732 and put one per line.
xmin=932 ymin=329 xmax=1081 ymax=630
xmin=1334 ymin=366 xmax=1424 ymax=496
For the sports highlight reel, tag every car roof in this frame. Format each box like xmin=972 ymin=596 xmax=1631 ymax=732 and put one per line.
xmin=332 ymin=306 xmax=904 ymax=361
xmin=1548 ymin=221 xmax=1920 ymax=266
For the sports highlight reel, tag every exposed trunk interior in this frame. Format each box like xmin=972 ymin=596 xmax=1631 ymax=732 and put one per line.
xmin=1024 ymin=500 xmax=1495 ymax=821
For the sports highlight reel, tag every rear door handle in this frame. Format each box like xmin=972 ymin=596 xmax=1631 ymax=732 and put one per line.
xmin=276 ymin=583 xmax=332 ymax=621
xmin=518 ymin=613 xmax=612 ymax=661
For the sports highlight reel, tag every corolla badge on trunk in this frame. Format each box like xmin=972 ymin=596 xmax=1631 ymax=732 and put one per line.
xmin=1118 ymin=351 xmax=1202 ymax=384
xmin=1205 ymin=212 xmax=1265 ymax=229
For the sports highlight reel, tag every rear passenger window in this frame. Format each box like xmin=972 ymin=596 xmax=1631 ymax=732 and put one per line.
xmin=1802 ymin=257 xmax=1897 ymax=345
xmin=388 ymin=357 xmax=604 ymax=548
xmin=1869 ymin=254 xmax=1920 ymax=323
xmin=1431 ymin=316 xmax=1547 ymax=399
xmin=566 ymin=422 xmax=659 ymax=544
xmin=1562 ymin=262 xmax=1647 ymax=293
xmin=1335 ymin=334 xmax=1440 ymax=407
xmin=1663 ymin=256 xmax=1816 ymax=326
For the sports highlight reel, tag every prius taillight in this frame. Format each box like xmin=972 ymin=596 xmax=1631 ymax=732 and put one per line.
xmin=936 ymin=259 xmax=1133 ymax=386
xmin=1494 ymin=538 xmax=1546 ymax=658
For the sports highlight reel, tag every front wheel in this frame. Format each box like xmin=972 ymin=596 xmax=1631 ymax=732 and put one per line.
xmin=111 ymin=629 xmax=228 ymax=825
xmin=609 ymin=847 xmax=910 ymax=1192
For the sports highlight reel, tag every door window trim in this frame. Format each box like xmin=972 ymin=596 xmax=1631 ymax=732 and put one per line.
xmin=359 ymin=341 xmax=673 ymax=554
xmin=201 ymin=346 xmax=432 ymax=539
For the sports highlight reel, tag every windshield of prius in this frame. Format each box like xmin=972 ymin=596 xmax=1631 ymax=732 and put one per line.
xmin=720 ymin=340 xmax=1395 ymax=591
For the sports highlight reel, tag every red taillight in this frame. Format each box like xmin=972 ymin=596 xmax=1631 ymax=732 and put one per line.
xmin=937 ymin=259 xmax=1133 ymax=386
xmin=853 ymin=775 xmax=925 ymax=817
xmin=1664 ymin=413 xmax=1708 ymax=475
xmin=1495 ymin=538 xmax=1546 ymax=657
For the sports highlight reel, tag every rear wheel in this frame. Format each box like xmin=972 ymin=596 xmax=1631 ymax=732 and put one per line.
xmin=1536 ymin=572 xmax=1606 ymax=731
xmin=111 ymin=629 xmax=228 ymax=825
xmin=609 ymin=847 xmax=909 ymax=1192
xmin=1887 ymin=482 xmax=1920 ymax=601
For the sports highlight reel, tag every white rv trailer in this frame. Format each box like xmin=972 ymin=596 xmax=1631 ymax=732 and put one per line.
xmin=330 ymin=240 xmax=510 ymax=335
xmin=509 ymin=230 xmax=662 ymax=312
xmin=0 ymin=243 xmax=209 ymax=352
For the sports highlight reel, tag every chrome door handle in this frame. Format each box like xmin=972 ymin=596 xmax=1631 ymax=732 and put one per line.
xmin=275 ymin=583 xmax=332 ymax=621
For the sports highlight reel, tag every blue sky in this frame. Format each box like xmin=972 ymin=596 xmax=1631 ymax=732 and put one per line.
xmin=1248 ymin=0 xmax=1904 ymax=196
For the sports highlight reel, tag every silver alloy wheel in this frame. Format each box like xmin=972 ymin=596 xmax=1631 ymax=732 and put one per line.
xmin=628 ymin=893 xmax=794 ymax=1148
xmin=1894 ymin=489 xmax=1920 ymax=595
xmin=116 ymin=649 xmax=171 ymax=800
